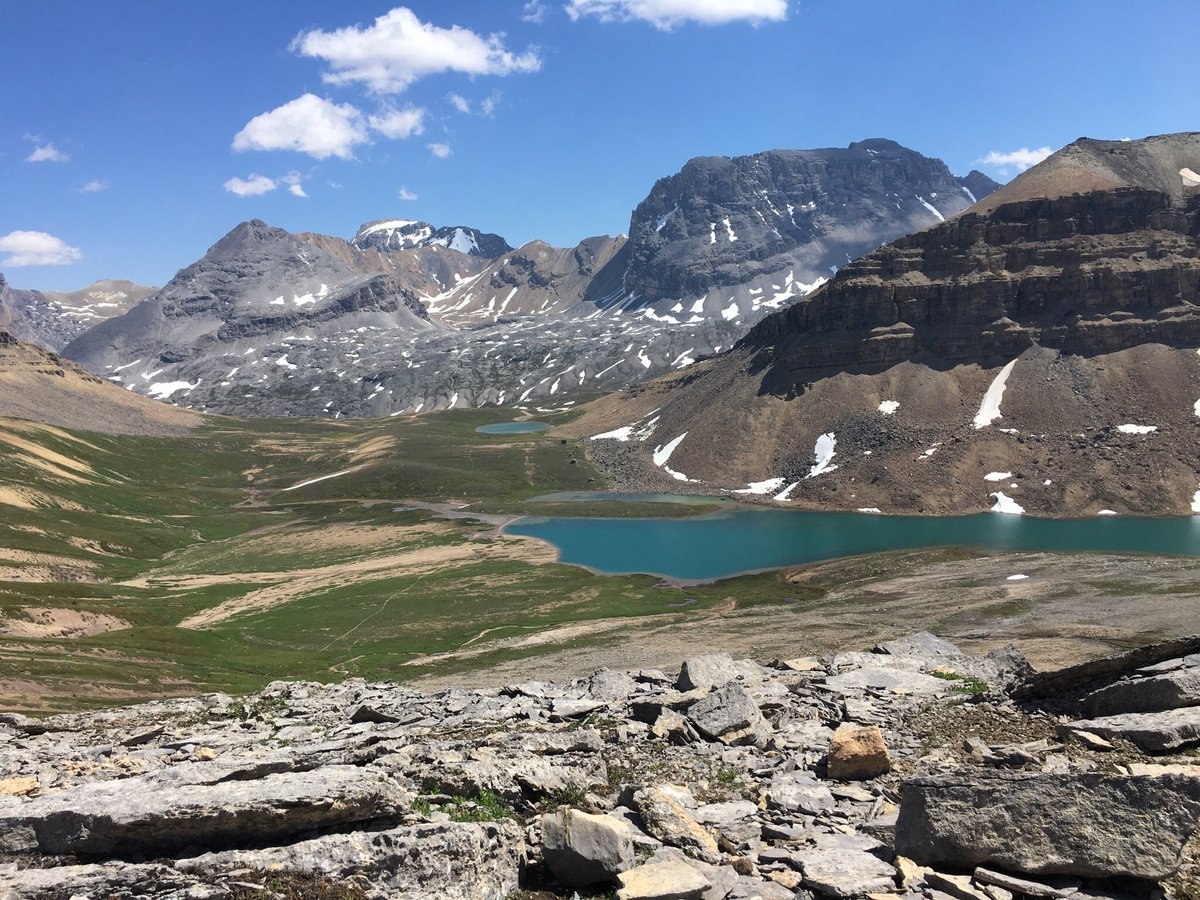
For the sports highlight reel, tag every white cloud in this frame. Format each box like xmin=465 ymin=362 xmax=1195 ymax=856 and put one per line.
xmin=448 ymin=93 xmax=471 ymax=114
xmin=233 ymin=94 xmax=369 ymax=160
xmin=398 ymin=186 xmax=418 ymax=201
xmin=480 ymin=94 xmax=499 ymax=116
xmin=564 ymin=0 xmax=787 ymax=28
xmin=0 ymin=231 xmax=81 ymax=267
xmin=291 ymin=7 xmax=542 ymax=94
xmin=368 ymin=105 xmax=426 ymax=138
xmin=288 ymin=183 xmax=308 ymax=198
xmin=279 ymin=172 xmax=309 ymax=197
xmin=428 ymin=142 xmax=452 ymax=159
xmin=976 ymin=146 xmax=1054 ymax=175
xmin=224 ymin=174 xmax=278 ymax=196
xmin=80 ymin=180 xmax=109 ymax=193
xmin=523 ymin=1 xmax=547 ymax=22
xmin=26 ymin=142 xmax=69 ymax=163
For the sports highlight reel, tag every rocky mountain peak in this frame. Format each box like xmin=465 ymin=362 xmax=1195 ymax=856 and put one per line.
xmin=621 ymin=140 xmax=1000 ymax=304
xmin=352 ymin=219 xmax=512 ymax=257
xmin=972 ymin=131 xmax=1200 ymax=214
xmin=209 ymin=219 xmax=295 ymax=257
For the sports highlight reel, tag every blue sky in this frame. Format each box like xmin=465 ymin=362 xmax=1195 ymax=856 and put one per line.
xmin=2 ymin=0 xmax=1195 ymax=290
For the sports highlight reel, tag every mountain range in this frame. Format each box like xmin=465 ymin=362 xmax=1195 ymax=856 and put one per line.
xmin=16 ymin=139 xmax=998 ymax=417
xmin=0 ymin=274 xmax=154 ymax=351
xmin=570 ymin=132 xmax=1200 ymax=516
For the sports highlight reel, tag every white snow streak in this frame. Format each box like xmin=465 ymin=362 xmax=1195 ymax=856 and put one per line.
xmin=283 ymin=469 xmax=355 ymax=492
xmin=990 ymin=492 xmax=1025 ymax=515
xmin=973 ymin=359 xmax=1018 ymax=428
xmin=916 ymin=196 xmax=945 ymax=222
xmin=878 ymin=400 xmax=899 ymax=415
xmin=734 ymin=477 xmax=786 ymax=495
xmin=653 ymin=433 xmax=687 ymax=467
xmin=806 ymin=433 xmax=837 ymax=478
xmin=146 ymin=380 xmax=198 ymax=399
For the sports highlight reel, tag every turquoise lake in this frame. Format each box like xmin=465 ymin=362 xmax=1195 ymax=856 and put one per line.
xmin=504 ymin=506 xmax=1200 ymax=581
xmin=474 ymin=421 xmax=552 ymax=434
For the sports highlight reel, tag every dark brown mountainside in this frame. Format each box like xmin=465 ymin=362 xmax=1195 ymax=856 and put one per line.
xmin=571 ymin=133 xmax=1200 ymax=517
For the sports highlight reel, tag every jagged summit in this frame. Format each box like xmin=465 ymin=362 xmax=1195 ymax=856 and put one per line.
xmin=619 ymin=140 xmax=1000 ymax=303
xmin=352 ymin=219 xmax=512 ymax=257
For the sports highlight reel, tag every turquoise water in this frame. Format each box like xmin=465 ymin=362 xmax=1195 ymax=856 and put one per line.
xmin=505 ymin=507 xmax=1200 ymax=581
xmin=474 ymin=421 xmax=552 ymax=434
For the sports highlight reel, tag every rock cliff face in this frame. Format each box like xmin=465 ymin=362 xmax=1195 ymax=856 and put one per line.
xmin=619 ymin=140 xmax=997 ymax=304
xmin=574 ymin=133 xmax=1200 ymax=516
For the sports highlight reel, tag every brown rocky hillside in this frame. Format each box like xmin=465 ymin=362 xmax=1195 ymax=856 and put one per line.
xmin=569 ymin=132 xmax=1200 ymax=517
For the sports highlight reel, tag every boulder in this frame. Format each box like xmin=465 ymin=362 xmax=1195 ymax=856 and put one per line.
xmin=1060 ymin=707 xmax=1200 ymax=754
xmin=0 ymin=764 xmax=408 ymax=858
xmin=542 ymin=808 xmax=635 ymax=888
xmin=877 ymin=631 xmax=964 ymax=659
xmin=1079 ymin=666 xmax=1200 ymax=717
xmin=825 ymin=724 xmax=891 ymax=780
xmin=895 ymin=772 xmax=1200 ymax=880
xmin=677 ymin=654 xmax=761 ymax=691
xmin=633 ymin=787 xmax=720 ymax=862
xmin=686 ymin=682 xmax=768 ymax=745
xmin=617 ymin=858 xmax=711 ymax=900
xmin=588 ymin=667 xmax=640 ymax=700
xmin=792 ymin=832 xmax=896 ymax=898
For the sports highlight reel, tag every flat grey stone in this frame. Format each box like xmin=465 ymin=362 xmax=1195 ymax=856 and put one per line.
xmin=1062 ymin=706 xmax=1200 ymax=754
xmin=896 ymin=771 xmax=1200 ymax=880
xmin=793 ymin=832 xmax=895 ymax=898
xmin=678 ymin=654 xmax=763 ymax=692
xmin=617 ymin=858 xmax=711 ymax=900
xmin=765 ymin=772 xmax=835 ymax=815
xmin=1079 ymin=666 xmax=1200 ymax=717
xmin=822 ymin=667 xmax=954 ymax=696
xmin=180 ymin=819 xmax=523 ymax=900
xmin=0 ymin=764 xmax=408 ymax=858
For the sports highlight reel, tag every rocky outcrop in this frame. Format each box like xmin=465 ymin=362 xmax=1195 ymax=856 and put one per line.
xmin=6 ymin=633 xmax=1200 ymax=898
xmin=743 ymin=185 xmax=1200 ymax=378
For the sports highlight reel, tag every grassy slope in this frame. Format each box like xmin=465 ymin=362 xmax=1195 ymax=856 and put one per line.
xmin=0 ymin=409 xmax=798 ymax=713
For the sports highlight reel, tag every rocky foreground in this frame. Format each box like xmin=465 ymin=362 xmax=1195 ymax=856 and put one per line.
xmin=3 ymin=633 xmax=1200 ymax=899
